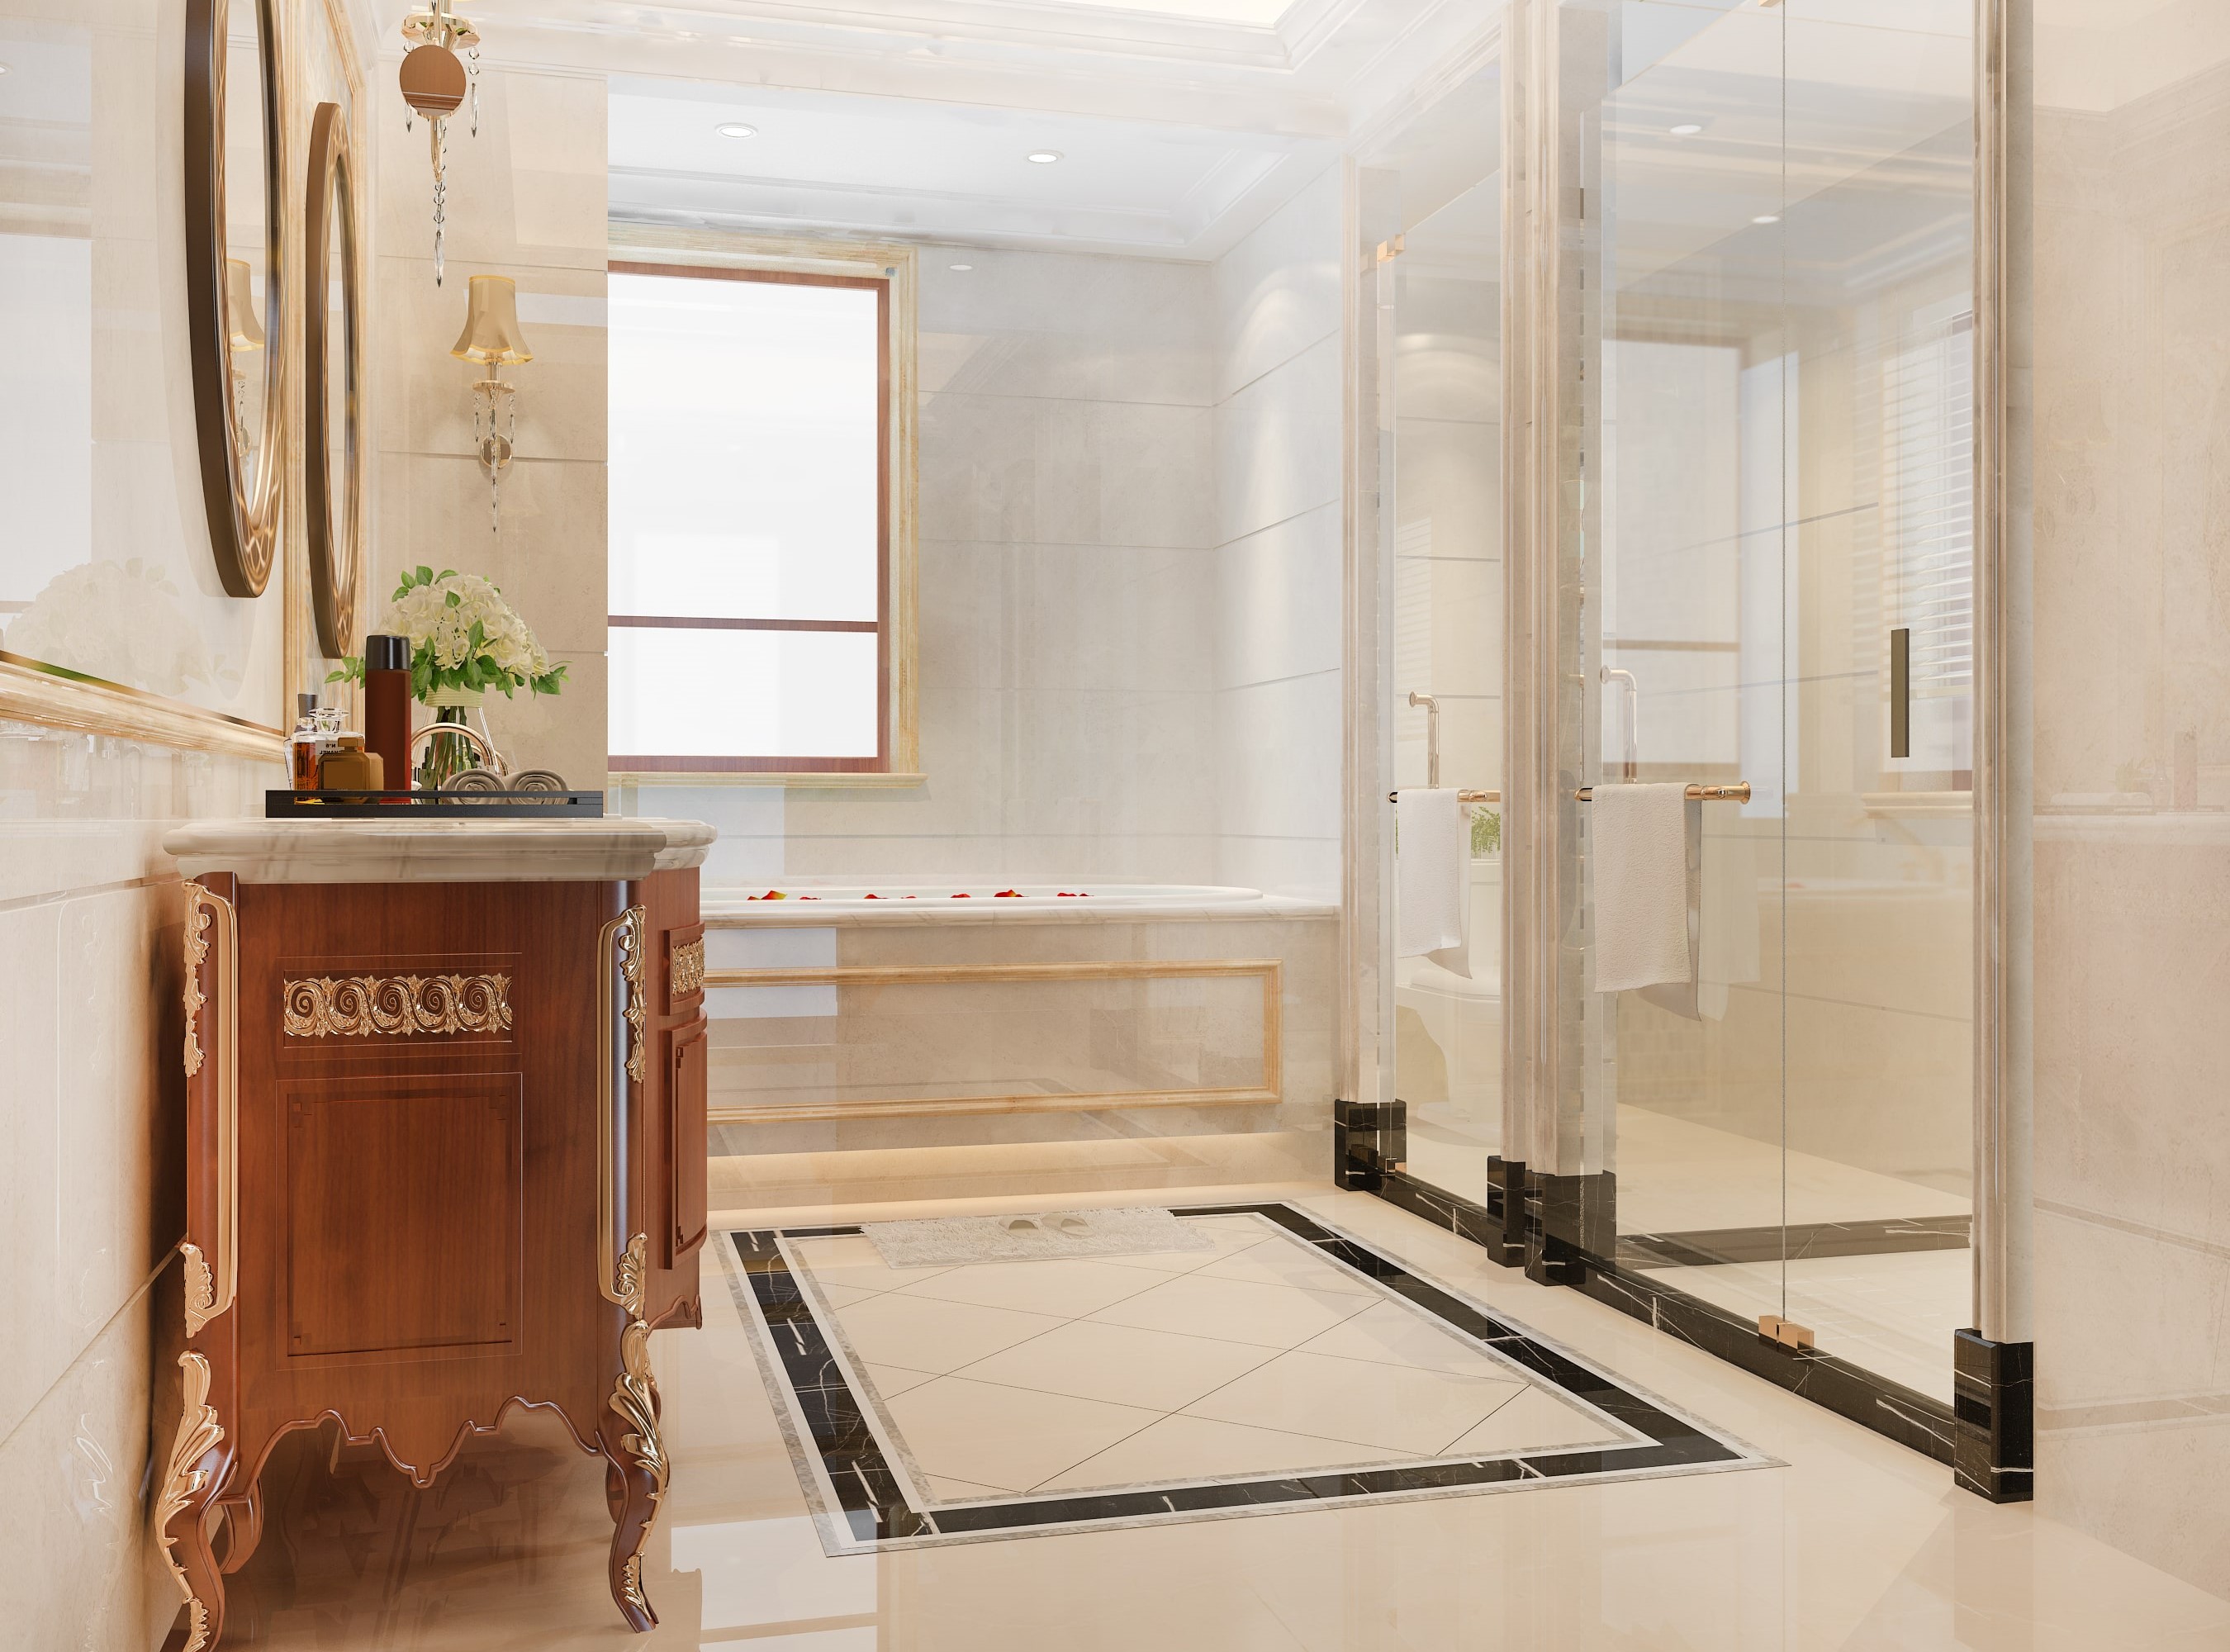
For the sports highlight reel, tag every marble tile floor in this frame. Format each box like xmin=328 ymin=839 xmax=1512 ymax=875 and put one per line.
xmin=738 ymin=1206 xmax=1750 ymax=1550
xmin=198 ymin=1183 xmax=2230 ymax=1651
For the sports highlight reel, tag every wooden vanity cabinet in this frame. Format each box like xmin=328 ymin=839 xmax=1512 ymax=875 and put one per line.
xmin=156 ymin=838 xmax=710 ymax=1652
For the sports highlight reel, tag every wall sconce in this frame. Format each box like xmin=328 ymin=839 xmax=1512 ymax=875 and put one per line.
xmin=225 ymin=257 xmax=265 ymax=457
xmin=398 ymin=0 xmax=481 ymax=283
xmin=452 ymin=273 xmax=533 ymax=534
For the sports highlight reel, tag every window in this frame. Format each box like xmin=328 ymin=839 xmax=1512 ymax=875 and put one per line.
xmin=1881 ymin=308 xmax=1975 ymax=781
xmin=607 ymin=248 xmax=916 ymax=777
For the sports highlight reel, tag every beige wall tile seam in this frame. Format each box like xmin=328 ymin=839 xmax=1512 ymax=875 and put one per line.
xmin=0 ymin=1246 xmax=175 ymax=1458
xmin=2035 ymin=1197 xmax=2230 ymax=1263
xmin=1215 ymin=328 xmax=1341 ymax=404
xmin=1216 ymin=667 xmax=1341 ymax=693
xmin=1211 ymin=501 xmax=1342 ymax=551
xmin=0 ymin=872 xmax=178 ymax=919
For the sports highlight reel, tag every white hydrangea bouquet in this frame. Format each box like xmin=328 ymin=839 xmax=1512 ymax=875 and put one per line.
xmin=330 ymin=566 xmax=568 ymax=705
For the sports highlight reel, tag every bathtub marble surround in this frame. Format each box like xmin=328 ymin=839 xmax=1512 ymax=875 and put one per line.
xmin=703 ymin=883 xmax=1336 ymax=924
xmin=701 ymin=895 xmax=1338 ymax=1206
xmin=728 ymin=1202 xmax=1767 ymax=1552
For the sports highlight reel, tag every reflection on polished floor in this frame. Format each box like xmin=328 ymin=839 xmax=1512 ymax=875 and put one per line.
xmin=1406 ymin=1105 xmax=1974 ymax=1401
xmin=202 ymin=1186 xmax=2228 ymax=1650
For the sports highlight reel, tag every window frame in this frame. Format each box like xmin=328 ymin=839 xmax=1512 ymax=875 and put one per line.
xmin=605 ymin=233 xmax=920 ymax=785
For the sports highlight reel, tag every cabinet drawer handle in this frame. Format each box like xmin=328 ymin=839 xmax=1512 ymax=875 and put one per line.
xmin=182 ymin=882 xmax=239 ymax=1336
xmin=596 ymin=904 xmax=648 ymax=1304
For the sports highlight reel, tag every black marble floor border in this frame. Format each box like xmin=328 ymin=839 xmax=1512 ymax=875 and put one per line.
xmin=1342 ymin=1136 xmax=1962 ymax=1466
xmin=1618 ymin=1214 xmax=1971 ymax=1270
xmin=724 ymin=1203 xmax=1772 ymax=1551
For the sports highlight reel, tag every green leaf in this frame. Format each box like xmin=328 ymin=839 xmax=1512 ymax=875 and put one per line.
xmin=438 ymin=569 xmax=456 ymax=582
xmin=445 ymin=591 xmax=461 ymax=608
xmin=416 ymin=564 xmax=434 ymax=584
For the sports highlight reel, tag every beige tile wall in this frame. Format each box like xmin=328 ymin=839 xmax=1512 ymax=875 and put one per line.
xmin=2031 ymin=13 xmax=2230 ymax=1597
xmin=0 ymin=729 xmax=279 ymax=1646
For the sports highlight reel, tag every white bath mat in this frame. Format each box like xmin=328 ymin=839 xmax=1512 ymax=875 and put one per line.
xmin=862 ymin=1206 xmax=1216 ymax=1268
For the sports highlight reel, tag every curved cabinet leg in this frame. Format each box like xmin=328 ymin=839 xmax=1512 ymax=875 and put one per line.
xmin=216 ymin=1479 xmax=264 ymax=1575
xmin=599 ymin=1412 xmax=663 ymax=1632
xmin=158 ymin=1352 xmax=232 ymax=1652
xmin=600 ymin=1233 xmax=671 ymax=1632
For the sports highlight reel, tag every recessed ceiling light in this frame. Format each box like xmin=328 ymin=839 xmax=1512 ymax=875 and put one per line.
xmin=714 ymin=121 xmax=757 ymax=140
xmin=1026 ymin=150 xmax=1062 ymax=164
xmin=1753 ymin=213 xmax=1782 ymax=225
xmin=1669 ymin=122 xmax=1703 ymax=135
xmin=948 ymin=263 xmax=974 ymax=271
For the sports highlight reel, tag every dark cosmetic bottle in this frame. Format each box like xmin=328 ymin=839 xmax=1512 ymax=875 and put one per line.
xmin=363 ymin=634 xmax=412 ymax=793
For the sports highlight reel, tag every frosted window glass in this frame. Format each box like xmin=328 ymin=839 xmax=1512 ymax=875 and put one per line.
xmin=609 ymin=273 xmax=880 ymax=622
xmin=609 ymin=629 xmax=879 ymax=760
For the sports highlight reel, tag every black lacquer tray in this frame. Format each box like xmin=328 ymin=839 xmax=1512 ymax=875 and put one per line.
xmin=264 ymin=789 xmax=605 ymax=819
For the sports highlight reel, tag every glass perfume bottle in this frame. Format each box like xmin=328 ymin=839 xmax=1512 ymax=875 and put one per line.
xmin=289 ymin=695 xmax=324 ymax=791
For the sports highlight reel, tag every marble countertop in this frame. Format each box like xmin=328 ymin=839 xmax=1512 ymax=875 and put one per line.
xmin=164 ymin=816 xmax=715 ymax=884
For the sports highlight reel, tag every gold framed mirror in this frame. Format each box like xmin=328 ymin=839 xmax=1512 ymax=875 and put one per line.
xmin=185 ymin=0 xmax=287 ymax=597
xmin=304 ymin=101 xmax=363 ymax=657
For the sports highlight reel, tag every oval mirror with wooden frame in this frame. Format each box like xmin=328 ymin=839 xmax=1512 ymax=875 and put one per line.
xmin=305 ymin=101 xmax=363 ymax=657
xmin=185 ymin=0 xmax=287 ymax=597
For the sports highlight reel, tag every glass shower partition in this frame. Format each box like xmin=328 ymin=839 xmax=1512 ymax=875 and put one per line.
xmin=1370 ymin=62 xmax=1506 ymax=1219
xmin=1578 ymin=0 xmax=1976 ymax=1411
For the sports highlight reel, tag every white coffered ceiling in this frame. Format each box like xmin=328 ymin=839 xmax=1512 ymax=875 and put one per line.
xmin=417 ymin=0 xmax=1496 ymax=257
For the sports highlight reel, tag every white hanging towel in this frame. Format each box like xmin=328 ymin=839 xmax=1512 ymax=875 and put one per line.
xmin=1592 ymin=782 xmax=1696 ymax=994
xmin=1395 ymin=789 xmax=1467 ymax=957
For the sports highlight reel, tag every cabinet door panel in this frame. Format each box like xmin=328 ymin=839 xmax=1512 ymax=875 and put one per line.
xmin=668 ymin=1017 xmax=709 ymax=1260
xmin=285 ymin=1080 xmax=521 ymax=1356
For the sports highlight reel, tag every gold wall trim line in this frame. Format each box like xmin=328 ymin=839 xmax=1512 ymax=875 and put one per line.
xmin=0 ymin=654 xmax=285 ymax=761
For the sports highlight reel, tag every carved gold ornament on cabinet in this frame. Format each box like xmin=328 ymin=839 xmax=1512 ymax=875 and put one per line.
xmin=282 ymin=972 xmax=514 ymax=1038
xmin=670 ymin=936 xmax=706 ymax=1003
xmin=157 ymin=1351 xmax=226 ymax=1652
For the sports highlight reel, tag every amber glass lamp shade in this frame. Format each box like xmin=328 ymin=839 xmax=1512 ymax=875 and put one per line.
xmin=451 ymin=273 xmax=534 ymax=366
xmin=225 ymin=258 xmax=267 ymax=352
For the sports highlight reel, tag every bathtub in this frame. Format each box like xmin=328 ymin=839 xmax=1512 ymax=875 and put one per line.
xmin=702 ymin=882 xmax=1290 ymax=923
xmin=694 ymin=881 xmax=1338 ymax=1205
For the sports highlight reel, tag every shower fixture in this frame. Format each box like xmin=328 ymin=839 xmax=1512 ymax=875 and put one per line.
xmin=1601 ymin=667 xmax=1639 ymax=781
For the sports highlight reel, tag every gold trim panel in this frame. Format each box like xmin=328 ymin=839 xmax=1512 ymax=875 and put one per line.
xmin=157 ymin=1351 xmax=225 ymax=1652
xmin=670 ymin=937 xmax=705 ymax=1002
xmin=702 ymin=957 xmax=1283 ymax=1126
xmin=607 ymin=1232 xmax=668 ymax=1617
xmin=183 ymin=888 xmax=213 ymax=1078
xmin=621 ymin=909 xmax=647 ymax=1084
xmin=282 ymin=973 xmax=514 ymax=1038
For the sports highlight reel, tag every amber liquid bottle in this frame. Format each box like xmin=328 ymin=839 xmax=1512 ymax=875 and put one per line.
xmin=363 ymin=634 xmax=412 ymax=794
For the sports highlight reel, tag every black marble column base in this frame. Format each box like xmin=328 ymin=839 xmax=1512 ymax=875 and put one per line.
xmin=1332 ymin=1098 xmax=1406 ymax=1192
xmin=1488 ymin=1156 xmax=1527 ymax=1267
xmin=1952 ymin=1329 xmax=2033 ymax=1502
